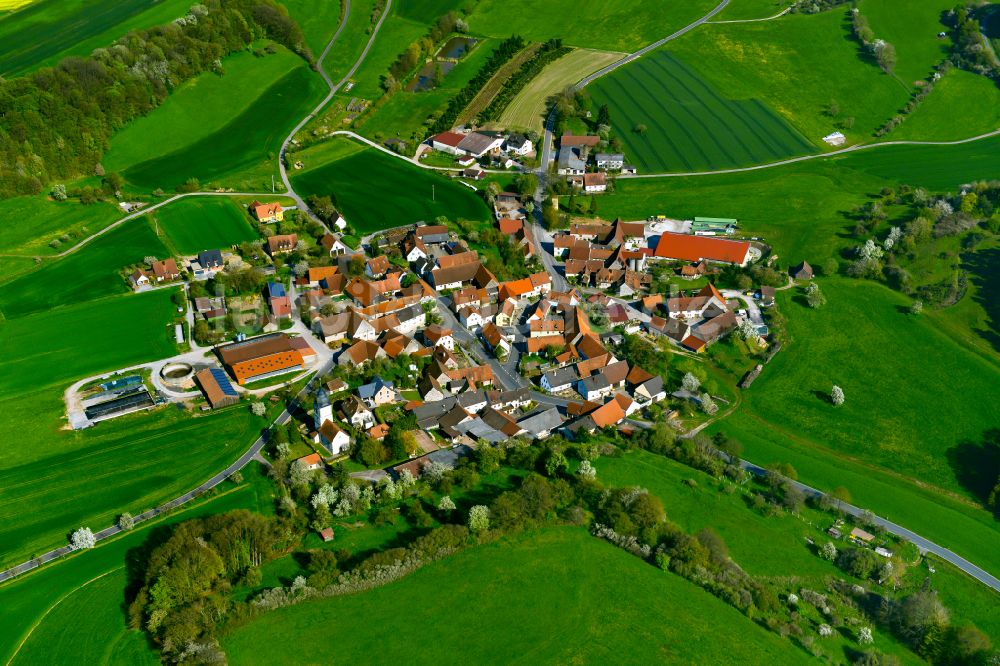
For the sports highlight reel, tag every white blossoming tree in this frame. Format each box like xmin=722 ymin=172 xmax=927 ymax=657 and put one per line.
xmin=820 ymin=541 xmax=837 ymax=561
xmin=577 ymin=460 xmax=597 ymax=480
xmin=831 ymin=385 xmax=845 ymax=406
xmin=858 ymin=626 xmax=873 ymax=645
xmin=468 ymin=505 xmax=490 ymax=533
xmin=438 ymin=495 xmax=456 ymax=513
xmin=682 ymin=372 xmax=701 ymax=393
xmin=70 ymin=527 xmax=96 ymax=550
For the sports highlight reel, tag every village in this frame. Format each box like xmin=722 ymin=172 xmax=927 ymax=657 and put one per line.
xmin=63 ymin=128 xmax=815 ymax=499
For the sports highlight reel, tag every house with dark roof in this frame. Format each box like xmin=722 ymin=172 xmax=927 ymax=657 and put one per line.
xmin=357 ymin=377 xmax=395 ymax=408
xmin=198 ymin=249 xmax=225 ymax=271
xmin=578 ymin=373 xmax=613 ymax=402
xmin=540 ymin=366 xmax=577 ymax=393
xmin=517 ymin=407 xmax=564 ymax=439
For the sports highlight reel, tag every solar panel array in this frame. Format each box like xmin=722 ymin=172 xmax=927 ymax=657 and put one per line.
xmin=210 ymin=368 xmax=239 ymax=397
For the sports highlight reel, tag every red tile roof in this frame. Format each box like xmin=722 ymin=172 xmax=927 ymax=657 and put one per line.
xmin=432 ymin=131 xmax=466 ymax=148
xmin=654 ymin=232 xmax=750 ymax=264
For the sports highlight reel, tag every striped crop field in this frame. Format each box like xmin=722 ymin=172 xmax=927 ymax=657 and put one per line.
xmin=589 ymin=51 xmax=816 ymax=173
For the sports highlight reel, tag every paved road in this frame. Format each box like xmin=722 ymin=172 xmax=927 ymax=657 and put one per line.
xmin=278 ymin=0 xmax=392 ymax=225
xmin=434 ymin=296 xmax=527 ymax=391
xmin=326 ymin=130 xmax=515 ymax=174
xmin=738 ymin=461 xmax=1000 ymax=594
xmin=707 ymin=4 xmax=792 ymax=23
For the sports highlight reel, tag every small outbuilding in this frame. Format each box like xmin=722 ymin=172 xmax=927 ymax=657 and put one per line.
xmin=790 ymin=261 xmax=813 ymax=280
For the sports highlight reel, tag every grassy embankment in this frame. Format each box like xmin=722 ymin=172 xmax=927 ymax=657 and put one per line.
xmin=104 ymin=47 xmax=326 ymax=193
xmin=223 ymin=528 xmax=807 ymax=664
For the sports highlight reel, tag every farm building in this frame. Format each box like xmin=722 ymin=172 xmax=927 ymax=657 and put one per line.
xmin=216 ymin=333 xmax=305 ymax=385
xmin=195 ymin=368 xmax=240 ymax=409
xmin=692 ymin=217 xmax=737 ymax=235
xmin=654 ymin=232 xmax=751 ymax=266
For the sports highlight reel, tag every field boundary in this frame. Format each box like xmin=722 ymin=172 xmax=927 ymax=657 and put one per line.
xmin=618 ymin=127 xmax=1000 ymax=178
xmin=6 ymin=567 xmax=123 ymax=666
xmin=456 ymin=43 xmax=541 ymax=126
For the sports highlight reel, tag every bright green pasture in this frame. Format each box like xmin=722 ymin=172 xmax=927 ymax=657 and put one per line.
xmin=667 ymin=10 xmax=910 ymax=144
xmin=0 ymin=0 xmax=191 ymax=76
xmin=0 ymin=290 xmax=176 ymax=402
xmin=291 ymin=139 xmax=490 ymax=230
xmin=889 ymin=69 xmax=1000 ymax=141
xmin=833 ymin=134 xmax=1000 ymax=190
xmin=862 ymin=0 xmax=952 ymax=84
xmin=0 ymin=400 xmax=266 ymax=569
xmin=589 ymin=51 xmax=816 ymax=172
xmin=223 ymin=528 xmax=806 ymax=664
xmin=713 ymin=0 xmax=789 ymax=21
xmin=0 ymin=195 xmax=120 ymax=256
xmin=0 ymin=216 xmax=168 ymax=318
xmin=467 ymin=0 xmax=720 ymax=51
xmin=0 ymin=480 xmax=265 ymax=666
xmin=155 ymin=197 xmax=258 ymax=255
xmin=719 ymin=279 xmax=1000 ymax=564
xmin=748 ymin=278 xmax=1000 ymax=495
xmin=395 ymin=0 xmax=465 ymax=22
xmin=280 ymin=0 xmax=344 ymax=54
xmin=106 ymin=49 xmax=325 ymax=191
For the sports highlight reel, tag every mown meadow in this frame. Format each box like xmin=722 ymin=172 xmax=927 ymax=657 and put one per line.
xmin=589 ymin=50 xmax=816 ymax=172
xmin=291 ymin=139 xmax=491 ymax=231
xmin=0 ymin=477 xmax=270 ymax=665
xmin=154 ymin=197 xmax=259 ymax=255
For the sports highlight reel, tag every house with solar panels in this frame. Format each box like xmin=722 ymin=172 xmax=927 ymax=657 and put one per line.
xmin=195 ymin=367 xmax=240 ymax=409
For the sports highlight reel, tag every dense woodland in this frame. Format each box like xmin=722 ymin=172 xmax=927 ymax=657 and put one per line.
xmin=0 ymin=0 xmax=309 ymax=198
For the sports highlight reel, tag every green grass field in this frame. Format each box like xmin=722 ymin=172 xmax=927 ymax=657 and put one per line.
xmin=590 ymin=51 xmax=816 ymax=172
xmin=104 ymin=48 xmax=325 ymax=192
xmin=0 ymin=479 xmax=267 ymax=665
xmin=0 ymin=216 xmax=168 ymax=319
xmin=0 ymin=290 xmax=176 ymax=401
xmin=862 ymin=0 xmax=953 ymax=84
xmin=340 ymin=13 xmax=429 ymax=99
xmin=888 ymin=69 xmax=1000 ymax=141
xmin=318 ymin=0 xmax=377 ymax=82
xmin=0 ymin=195 xmax=120 ymax=256
xmin=665 ymin=10 xmax=911 ymax=145
xmin=720 ymin=279 xmax=1000 ymax=567
xmin=833 ymin=134 xmax=1000 ymax=190
xmin=0 ymin=0 xmax=191 ymax=76
xmin=713 ymin=0 xmax=788 ymax=21
xmin=223 ymin=528 xmax=806 ymax=664
xmin=154 ymin=197 xmax=258 ymax=255
xmin=291 ymin=138 xmax=491 ymax=230
xmin=467 ymin=0 xmax=720 ymax=51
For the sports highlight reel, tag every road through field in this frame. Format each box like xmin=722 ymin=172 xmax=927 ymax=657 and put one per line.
xmin=278 ymin=0 xmax=392 ymax=224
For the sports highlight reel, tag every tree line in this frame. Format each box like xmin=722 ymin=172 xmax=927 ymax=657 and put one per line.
xmin=0 ymin=0 xmax=310 ymax=198
xmin=477 ymin=39 xmax=569 ymax=123
xmin=428 ymin=34 xmax=526 ymax=135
